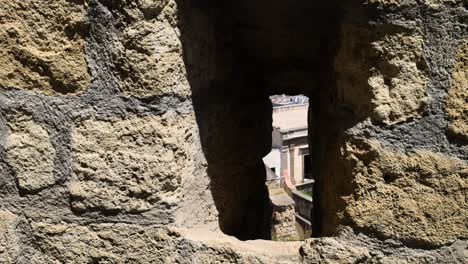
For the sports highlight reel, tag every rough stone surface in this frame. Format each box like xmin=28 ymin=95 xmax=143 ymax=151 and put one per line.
xmin=300 ymin=237 xmax=370 ymax=263
xmin=365 ymin=0 xmax=461 ymax=8
xmin=0 ymin=0 xmax=466 ymax=263
xmin=271 ymin=202 xmax=299 ymax=241
xmin=31 ymin=222 xmax=299 ymax=264
xmin=0 ymin=210 xmax=19 ymax=263
xmin=4 ymin=115 xmax=56 ymax=192
xmin=70 ymin=113 xmax=193 ymax=214
xmin=111 ymin=0 xmax=190 ymax=98
xmin=0 ymin=0 xmax=90 ymax=94
xmin=300 ymin=227 xmax=467 ymax=264
xmin=342 ymin=138 xmax=467 ymax=247
xmin=335 ymin=25 xmax=428 ymax=125
xmin=31 ymin=222 xmax=178 ymax=263
xmin=446 ymin=41 xmax=468 ymax=140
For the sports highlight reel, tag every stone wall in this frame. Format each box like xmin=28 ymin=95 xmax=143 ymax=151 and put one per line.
xmin=269 ymin=187 xmax=300 ymax=242
xmin=0 ymin=0 xmax=466 ymax=263
xmin=308 ymin=0 xmax=467 ymax=262
xmin=271 ymin=205 xmax=299 ymax=242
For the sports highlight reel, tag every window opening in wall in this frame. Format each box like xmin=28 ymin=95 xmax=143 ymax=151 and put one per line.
xmin=263 ymin=94 xmax=313 ymax=241
xmin=303 ymin=154 xmax=312 ymax=180
xmin=180 ymin=0 xmax=339 ymax=242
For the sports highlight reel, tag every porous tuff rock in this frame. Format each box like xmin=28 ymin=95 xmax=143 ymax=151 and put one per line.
xmin=335 ymin=25 xmax=428 ymax=125
xmin=299 ymin=226 xmax=467 ymax=263
xmin=271 ymin=205 xmax=299 ymax=241
xmin=111 ymin=0 xmax=190 ymax=98
xmin=0 ymin=0 xmax=466 ymax=263
xmin=0 ymin=0 xmax=90 ymax=94
xmin=4 ymin=115 xmax=56 ymax=192
xmin=31 ymin=223 xmax=288 ymax=264
xmin=31 ymin=222 xmax=180 ymax=263
xmin=365 ymin=0 xmax=462 ymax=8
xmin=446 ymin=41 xmax=468 ymax=140
xmin=70 ymin=113 xmax=194 ymax=214
xmin=0 ymin=210 xmax=19 ymax=263
xmin=20 ymin=221 xmax=468 ymax=263
xmin=300 ymin=237 xmax=370 ymax=264
xmin=342 ymin=138 xmax=467 ymax=247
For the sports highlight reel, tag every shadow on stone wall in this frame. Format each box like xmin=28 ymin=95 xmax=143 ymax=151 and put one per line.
xmin=176 ymin=0 xmax=273 ymax=240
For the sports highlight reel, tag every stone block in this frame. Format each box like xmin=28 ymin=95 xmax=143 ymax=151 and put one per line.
xmin=300 ymin=237 xmax=370 ymax=263
xmin=335 ymin=25 xmax=428 ymax=125
xmin=271 ymin=205 xmax=299 ymax=241
xmin=0 ymin=0 xmax=90 ymax=94
xmin=112 ymin=8 xmax=190 ymax=98
xmin=0 ymin=210 xmax=19 ymax=263
xmin=446 ymin=41 xmax=468 ymax=140
xmin=5 ymin=115 xmax=56 ymax=192
xmin=342 ymin=138 xmax=468 ymax=247
xmin=31 ymin=222 xmax=277 ymax=263
xmin=70 ymin=113 xmax=193 ymax=214
xmin=31 ymin=222 xmax=179 ymax=263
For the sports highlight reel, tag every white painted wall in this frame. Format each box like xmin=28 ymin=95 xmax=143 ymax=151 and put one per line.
xmin=263 ymin=148 xmax=281 ymax=176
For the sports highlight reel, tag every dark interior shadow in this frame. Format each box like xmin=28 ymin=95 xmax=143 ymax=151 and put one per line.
xmin=176 ymin=0 xmax=273 ymax=240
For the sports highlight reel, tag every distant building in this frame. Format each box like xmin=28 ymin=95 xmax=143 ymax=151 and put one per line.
xmin=263 ymin=102 xmax=313 ymax=239
xmin=270 ymin=94 xmax=309 ymax=108
xmin=263 ymin=103 xmax=312 ymax=185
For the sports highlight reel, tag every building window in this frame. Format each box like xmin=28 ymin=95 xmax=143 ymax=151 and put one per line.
xmin=303 ymin=154 xmax=312 ymax=179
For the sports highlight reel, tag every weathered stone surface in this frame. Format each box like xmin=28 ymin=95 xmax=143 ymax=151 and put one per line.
xmin=183 ymin=228 xmax=302 ymax=264
xmin=70 ymin=113 xmax=193 ymax=214
xmin=270 ymin=192 xmax=299 ymax=241
xmin=365 ymin=0 xmax=462 ymax=8
xmin=300 ymin=227 xmax=467 ymax=264
xmin=0 ymin=0 xmax=90 ymax=94
xmin=31 ymin=223 xmax=295 ymax=264
xmin=0 ymin=210 xmax=19 ymax=263
xmin=112 ymin=1 xmax=190 ymax=98
xmin=335 ymin=25 xmax=428 ymax=125
xmin=300 ymin=237 xmax=370 ymax=264
xmin=342 ymin=138 xmax=467 ymax=247
xmin=4 ymin=115 xmax=56 ymax=192
xmin=446 ymin=41 xmax=468 ymax=140
xmin=31 ymin=222 xmax=179 ymax=263
xmin=271 ymin=207 xmax=299 ymax=241
xmin=0 ymin=0 xmax=466 ymax=262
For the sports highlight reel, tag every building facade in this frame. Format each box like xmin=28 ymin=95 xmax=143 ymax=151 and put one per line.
xmin=263 ymin=103 xmax=311 ymax=185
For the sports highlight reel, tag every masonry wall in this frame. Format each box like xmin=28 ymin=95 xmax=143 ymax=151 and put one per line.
xmin=314 ymin=0 xmax=467 ymax=241
xmin=0 ymin=1 xmax=224 ymax=262
xmin=0 ymin=0 xmax=466 ymax=263
xmin=307 ymin=1 xmax=467 ymax=262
